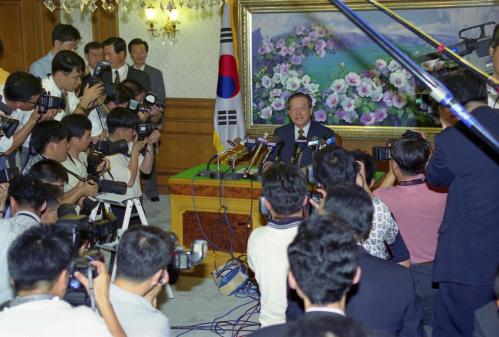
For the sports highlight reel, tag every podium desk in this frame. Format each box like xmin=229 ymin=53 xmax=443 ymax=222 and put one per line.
xmin=169 ymin=164 xmax=264 ymax=277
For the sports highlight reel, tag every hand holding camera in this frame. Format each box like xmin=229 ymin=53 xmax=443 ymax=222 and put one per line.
xmin=80 ymin=83 xmax=105 ymax=110
xmin=131 ymin=136 xmax=147 ymax=154
xmin=77 ymin=180 xmax=99 ymax=198
xmin=74 ymin=260 xmax=111 ymax=308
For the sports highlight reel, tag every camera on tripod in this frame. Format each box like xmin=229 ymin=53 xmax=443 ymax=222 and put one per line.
xmin=37 ymin=92 xmax=66 ymax=113
xmin=168 ymin=232 xmax=207 ymax=270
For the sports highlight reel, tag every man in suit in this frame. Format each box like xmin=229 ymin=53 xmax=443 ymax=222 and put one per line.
xmin=128 ymin=38 xmax=166 ymax=100
xmin=102 ymin=37 xmax=151 ymax=91
xmin=250 ymin=214 xmax=369 ymax=337
xmin=79 ymin=41 xmax=104 ymax=97
xmin=426 ymin=69 xmax=499 ymax=337
xmin=324 ymin=184 xmax=424 ymax=337
xmin=273 ymin=92 xmax=335 ymax=167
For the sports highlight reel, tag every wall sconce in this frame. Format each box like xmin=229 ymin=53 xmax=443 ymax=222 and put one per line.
xmin=145 ymin=6 xmax=180 ymax=41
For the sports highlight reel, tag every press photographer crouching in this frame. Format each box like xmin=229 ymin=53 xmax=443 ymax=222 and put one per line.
xmin=23 ymin=120 xmax=98 ymax=206
xmin=0 ymin=175 xmax=49 ymax=305
xmin=0 ymin=225 xmax=126 ymax=337
xmin=99 ymin=107 xmax=159 ymax=223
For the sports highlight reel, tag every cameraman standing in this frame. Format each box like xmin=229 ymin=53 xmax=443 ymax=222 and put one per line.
xmin=100 ymin=108 xmax=158 ymax=220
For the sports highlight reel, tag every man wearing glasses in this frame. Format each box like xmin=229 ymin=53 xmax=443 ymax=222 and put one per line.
xmin=29 ymin=24 xmax=81 ymax=80
xmin=273 ymin=92 xmax=335 ymax=167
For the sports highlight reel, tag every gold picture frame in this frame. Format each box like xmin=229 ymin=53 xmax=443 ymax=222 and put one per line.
xmin=238 ymin=0 xmax=498 ymax=140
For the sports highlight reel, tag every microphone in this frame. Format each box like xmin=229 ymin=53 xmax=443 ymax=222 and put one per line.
xmin=244 ymin=133 xmax=268 ymax=176
xmin=258 ymin=135 xmax=283 ymax=173
xmin=291 ymin=137 xmax=308 ymax=167
xmin=307 ymin=135 xmax=337 ymax=149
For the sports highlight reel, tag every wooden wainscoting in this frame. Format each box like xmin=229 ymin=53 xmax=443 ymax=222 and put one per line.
xmin=156 ymin=98 xmax=216 ymax=193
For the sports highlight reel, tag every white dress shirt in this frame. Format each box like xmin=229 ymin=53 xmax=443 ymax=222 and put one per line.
xmin=41 ymin=76 xmax=80 ymax=121
xmin=112 ymin=64 xmax=129 ymax=83
xmin=294 ymin=121 xmax=311 ymax=140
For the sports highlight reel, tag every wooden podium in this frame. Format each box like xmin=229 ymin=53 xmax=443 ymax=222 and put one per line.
xmin=169 ymin=164 xmax=264 ymax=277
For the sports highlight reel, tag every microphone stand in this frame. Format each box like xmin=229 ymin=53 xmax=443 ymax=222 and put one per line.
xmin=365 ymin=0 xmax=498 ymax=92
xmin=329 ymin=0 xmax=499 ymax=154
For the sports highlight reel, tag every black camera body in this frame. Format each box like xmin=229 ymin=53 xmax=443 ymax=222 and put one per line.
xmin=86 ymin=151 xmax=127 ymax=195
xmin=137 ymin=122 xmax=155 ymax=141
xmin=372 ymin=146 xmax=392 ymax=161
xmin=64 ymin=252 xmax=103 ymax=307
xmin=37 ymin=93 xmax=66 ymax=113
xmin=143 ymin=92 xmax=164 ymax=109
xmin=0 ymin=116 xmax=20 ymax=138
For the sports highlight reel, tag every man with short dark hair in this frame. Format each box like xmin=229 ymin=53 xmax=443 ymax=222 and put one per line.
xmin=29 ymin=24 xmax=81 ymax=79
xmin=0 ymin=225 xmax=125 ymax=337
xmin=273 ymin=92 xmax=335 ymax=167
xmin=110 ymin=225 xmax=174 ymax=336
xmin=102 ymin=37 xmax=151 ymax=91
xmin=0 ymin=175 xmax=48 ymax=304
xmin=0 ymin=72 xmax=55 ymax=165
xmin=128 ymin=38 xmax=166 ymax=100
xmin=84 ymin=41 xmax=104 ymax=77
xmin=426 ymin=69 xmax=499 ymax=337
xmin=250 ymin=214 xmax=369 ymax=337
xmin=247 ymin=162 xmax=308 ymax=327
xmin=324 ymin=183 xmax=424 ymax=337
xmin=42 ymin=50 xmax=103 ymax=119
xmin=375 ymin=133 xmax=447 ymax=328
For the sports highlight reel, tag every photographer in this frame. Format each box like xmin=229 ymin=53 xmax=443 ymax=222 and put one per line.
xmin=0 ymin=175 xmax=49 ymax=304
xmin=23 ymin=121 xmax=98 ymax=205
xmin=0 ymin=225 xmax=126 ymax=337
xmin=110 ymin=225 xmax=173 ymax=337
xmin=1 ymin=72 xmax=56 ymax=163
xmin=248 ymin=162 xmax=308 ymax=327
xmin=374 ymin=132 xmax=447 ymax=328
xmin=61 ymin=114 xmax=109 ymax=192
xmin=88 ymin=84 xmax=133 ymax=140
xmin=42 ymin=50 xmax=103 ymax=120
xmin=100 ymin=107 xmax=158 ymax=210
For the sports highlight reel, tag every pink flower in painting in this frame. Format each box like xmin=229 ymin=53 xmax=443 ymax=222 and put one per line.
xmin=261 ymin=75 xmax=272 ymax=89
xmin=276 ymin=39 xmax=285 ymax=48
xmin=291 ymin=55 xmax=302 ymax=65
xmin=374 ymin=106 xmax=388 ymax=121
xmin=271 ymin=88 xmax=282 ymax=97
xmin=357 ymin=79 xmax=373 ymax=98
xmin=388 ymin=60 xmax=401 ymax=72
xmin=392 ymin=94 xmax=407 ymax=109
xmin=345 ymin=72 xmax=361 ymax=87
xmin=331 ymin=79 xmax=347 ymax=94
xmin=383 ymin=91 xmax=395 ymax=107
xmin=301 ymin=37 xmax=311 ymax=47
xmin=375 ymin=59 xmax=387 ymax=70
xmin=314 ymin=109 xmax=327 ymax=122
xmin=341 ymin=97 xmax=356 ymax=112
xmin=360 ymin=112 xmax=376 ymax=125
xmin=260 ymin=106 xmax=273 ymax=120
xmin=325 ymin=93 xmax=340 ymax=108
xmin=271 ymin=97 xmax=285 ymax=111
xmin=257 ymin=46 xmax=266 ymax=55
xmin=295 ymin=24 xmax=306 ymax=35
xmin=371 ymin=88 xmax=383 ymax=102
xmin=326 ymin=39 xmax=334 ymax=49
xmin=389 ymin=69 xmax=408 ymax=89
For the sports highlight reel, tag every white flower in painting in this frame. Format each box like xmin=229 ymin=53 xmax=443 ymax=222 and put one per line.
xmin=383 ymin=91 xmax=395 ymax=107
xmin=306 ymin=83 xmax=320 ymax=95
xmin=392 ymin=94 xmax=407 ymax=109
xmin=345 ymin=72 xmax=361 ymax=87
xmin=371 ymin=87 xmax=383 ymax=102
xmin=301 ymin=74 xmax=311 ymax=86
xmin=389 ymin=69 xmax=408 ymax=89
xmin=325 ymin=93 xmax=340 ymax=108
xmin=285 ymin=77 xmax=301 ymax=91
xmin=341 ymin=97 xmax=356 ymax=112
xmin=388 ymin=60 xmax=401 ymax=72
xmin=357 ymin=78 xmax=374 ymax=98
xmin=272 ymin=73 xmax=282 ymax=85
xmin=261 ymin=75 xmax=272 ymax=89
xmin=331 ymin=79 xmax=348 ymax=93
xmin=260 ymin=106 xmax=273 ymax=120
xmin=271 ymin=97 xmax=285 ymax=111
xmin=271 ymin=88 xmax=282 ymax=97
xmin=375 ymin=59 xmax=387 ymax=70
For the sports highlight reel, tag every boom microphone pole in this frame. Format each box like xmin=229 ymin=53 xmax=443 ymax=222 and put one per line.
xmin=365 ymin=0 xmax=498 ymax=92
xmin=329 ymin=0 xmax=499 ymax=153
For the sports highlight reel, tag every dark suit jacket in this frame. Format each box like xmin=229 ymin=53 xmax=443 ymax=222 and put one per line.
xmin=126 ymin=66 xmax=151 ymax=92
xmin=426 ymin=106 xmax=499 ymax=286
xmin=273 ymin=121 xmax=335 ymax=167
xmin=249 ymin=311 xmax=372 ymax=337
xmin=143 ymin=64 xmax=166 ymax=100
xmin=346 ymin=247 xmax=424 ymax=337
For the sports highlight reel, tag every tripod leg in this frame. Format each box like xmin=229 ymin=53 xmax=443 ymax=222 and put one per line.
xmin=133 ymin=198 xmax=149 ymax=226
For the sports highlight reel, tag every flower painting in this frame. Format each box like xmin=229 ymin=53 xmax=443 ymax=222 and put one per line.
xmin=240 ymin=0 xmax=498 ymax=137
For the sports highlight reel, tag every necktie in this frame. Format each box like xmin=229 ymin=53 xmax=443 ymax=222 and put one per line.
xmin=114 ymin=70 xmax=121 ymax=84
xmin=298 ymin=128 xmax=305 ymax=139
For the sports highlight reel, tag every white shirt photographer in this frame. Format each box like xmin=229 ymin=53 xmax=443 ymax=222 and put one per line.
xmin=61 ymin=152 xmax=88 ymax=192
xmin=88 ymin=108 xmax=107 ymax=137
xmin=0 ymin=297 xmax=112 ymax=337
xmin=100 ymin=144 xmax=144 ymax=204
xmin=42 ymin=76 xmax=79 ymax=121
